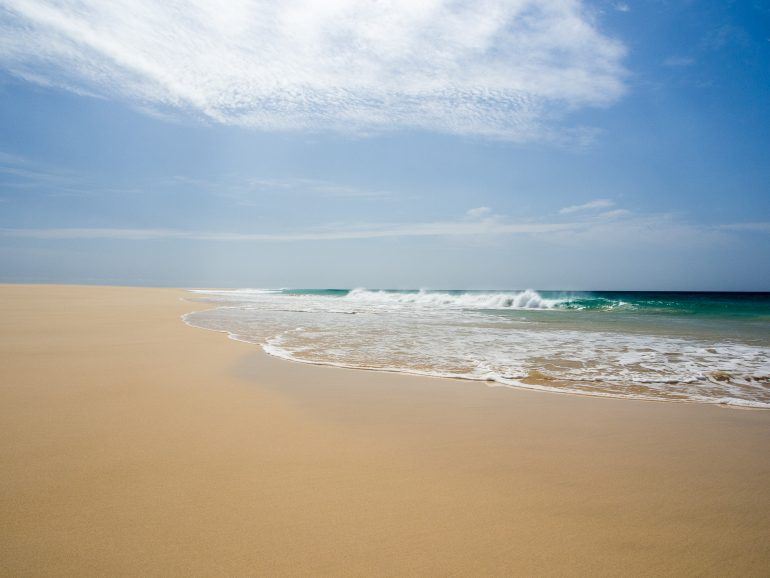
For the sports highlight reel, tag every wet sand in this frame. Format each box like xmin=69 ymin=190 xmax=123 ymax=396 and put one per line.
xmin=1 ymin=285 xmax=769 ymax=576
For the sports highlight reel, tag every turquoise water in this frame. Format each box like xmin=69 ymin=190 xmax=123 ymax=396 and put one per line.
xmin=281 ymin=289 xmax=770 ymax=344
xmin=283 ymin=289 xmax=770 ymax=317
xmin=185 ymin=289 xmax=770 ymax=407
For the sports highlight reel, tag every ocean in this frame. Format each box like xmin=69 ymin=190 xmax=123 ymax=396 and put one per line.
xmin=183 ymin=289 xmax=770 ymax=408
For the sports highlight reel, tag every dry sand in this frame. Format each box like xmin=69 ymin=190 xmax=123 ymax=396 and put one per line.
xmin=1 ymin=284 xmax=769 ymax=576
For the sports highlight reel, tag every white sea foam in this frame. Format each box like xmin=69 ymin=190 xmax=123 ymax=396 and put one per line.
xmin=344 ymin=287 xmax=564 ymax=309
xmin=184 ymin=288 xmax=770 ymax=408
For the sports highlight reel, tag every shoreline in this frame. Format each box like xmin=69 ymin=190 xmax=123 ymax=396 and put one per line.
xmin=2 ymin=284 xmax=769 ymax=575
xmin=182 ymin=296 xmax=770 ymax=411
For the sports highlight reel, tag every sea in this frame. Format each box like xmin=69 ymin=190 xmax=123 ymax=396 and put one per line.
xmin=183 ymin=288 xmax=770 ymax=408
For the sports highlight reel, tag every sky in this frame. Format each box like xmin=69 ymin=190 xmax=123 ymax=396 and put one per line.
xmin=0 ymin=0 xmax=768 ymax=290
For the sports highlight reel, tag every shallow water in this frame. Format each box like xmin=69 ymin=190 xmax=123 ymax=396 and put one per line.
xmin=184 ymin=288 xmax=770 ymax=408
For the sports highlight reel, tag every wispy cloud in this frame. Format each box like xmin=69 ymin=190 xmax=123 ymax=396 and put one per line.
xmin=0 ymin=0 xmax=626 ymax=140
xmin=0 ymin=150 xmax=82 ymax=193
xmin=177 ymin=176 xmax=392 ymax=200
xmin=465 ymin=206 xmax=493 ymax=219
xmin=719 ymin=222 xmax=770 ymax=233
xmin=701 ymin=24 xmax=750 ymax=52
xmin=0 ymin=151 xmax=140 ymax=197
xmin=597 ymin=208 xmax=630 ymax=219
xmin=0 ymin=154 xmax=390 ymax=201
xmin=1 ymin=209 xmax=763 ymax=245
xmin=0 ymin=219 xmax=576 ymax=242
xmin=559 ymin=198 xmax=615 ymax=214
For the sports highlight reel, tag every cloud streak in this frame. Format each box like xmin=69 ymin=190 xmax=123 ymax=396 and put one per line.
xmin=2 ymin=210 xmax=762 ymax=245
xmin=0 ymin=0 xmax=626 ymax=140
xmin=559 ymin=198 xmax=614 ymax=214
xmin=0 ymin=153 xmax=391 ymax=201
xmin=174 ymin=175 xmax=393 ymax=201
xmin=719 ymin=222 xmax=770 ymax=233
xmin=0 ymin=220 xmax=577 ymax=242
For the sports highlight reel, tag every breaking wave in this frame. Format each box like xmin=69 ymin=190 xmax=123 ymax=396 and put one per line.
xmin=344 ymin=288 xmax=564 ymax=309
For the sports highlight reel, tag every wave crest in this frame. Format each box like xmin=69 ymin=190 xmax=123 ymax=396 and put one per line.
xmin=345 ymin=288 xmax=562 ymax=310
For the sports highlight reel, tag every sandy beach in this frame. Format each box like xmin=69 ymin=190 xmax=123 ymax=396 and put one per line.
xmin=1 ymin=284 xmax=769 ymax=576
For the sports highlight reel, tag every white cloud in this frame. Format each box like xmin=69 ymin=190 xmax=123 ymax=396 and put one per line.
xmin=466 ymin=206 xmax=493 ymax=219
xmin=597 ymin=208 xmax=629 ymax=219
xmin=559 ymin=198 xmax=614 ymax=214
xmin=0 ymin=0 xmax=626 ymax=140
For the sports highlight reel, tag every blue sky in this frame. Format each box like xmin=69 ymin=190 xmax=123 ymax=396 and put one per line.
xmin=0 ymin=0 xmax=768 ymax=289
